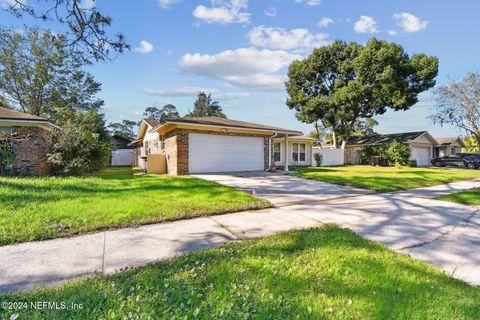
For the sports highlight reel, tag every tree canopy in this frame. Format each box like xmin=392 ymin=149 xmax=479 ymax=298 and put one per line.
xmin=430 ymin=72 xmax=480 ymax=148
xmin=143 ymin=104 xmax=180 ymax=120
xmin=287 ymin=38 xmax=438 ymax=148
xmin=186 ymin=92 xmax=226 ymax=118
xmin=0 ymin=27 xmax=104 ymax=123
xmin=3 ymin=0 xmax=128 ymax=61
xmin=107 ymin=120 xmax=138 ymax=139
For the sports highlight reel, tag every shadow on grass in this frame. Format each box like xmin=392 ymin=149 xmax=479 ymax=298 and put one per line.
xmin=1 ymin=226 xmax=478 ymax=319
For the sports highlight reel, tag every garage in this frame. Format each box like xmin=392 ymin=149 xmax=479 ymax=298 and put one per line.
xmin=189 ymin=133 xmax=265 ymax=173
xmin=411 ymin=147 xmax=431 ymax=166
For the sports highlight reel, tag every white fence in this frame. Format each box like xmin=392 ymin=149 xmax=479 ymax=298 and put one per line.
xmin=312 ymin=148 xmax=345 ymax=166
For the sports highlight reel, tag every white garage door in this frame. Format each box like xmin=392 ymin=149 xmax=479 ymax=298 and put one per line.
xmin=189 ymin=133 xmax=264 ymax=173
xmin=111 ymin=149 xmax=133 ymax=166
xmin=411 ymin=147 xmax=431 ymax=166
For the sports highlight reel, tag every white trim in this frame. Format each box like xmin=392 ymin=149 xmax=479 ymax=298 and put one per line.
xmin=0 ymin=119 xmax=60 ymax=129
xmin=291 ymin=142 xmax=307 ymax=164
xmin=151 ymin=121 xmax=302 ymax=136
xmin=273 ymin=141 xmax=282 ymax=164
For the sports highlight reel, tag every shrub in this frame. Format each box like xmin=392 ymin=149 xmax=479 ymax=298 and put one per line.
xmin=361 ymin=140 xmax=411 ymax=167
xmin=313 ymin=152 xmax=323 ymax=167
xmin=409 ymin=159 xmax=418 ymax=167
xmin=0 ymin=132 xmax=15 ymax=175
xmin=384 ymin=140 xmax=411 ymax=166
xmin=47 ymin=111 xmax=111 ymax=176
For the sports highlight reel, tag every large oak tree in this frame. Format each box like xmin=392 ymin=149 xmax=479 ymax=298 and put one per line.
xmin=286 ymin=38 xmax=438 ymax=148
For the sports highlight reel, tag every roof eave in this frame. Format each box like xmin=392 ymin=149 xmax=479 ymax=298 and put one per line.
xmin=150 ymin=120 xmax=302 ymax=136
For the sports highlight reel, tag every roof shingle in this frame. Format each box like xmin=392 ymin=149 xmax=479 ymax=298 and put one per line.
xmin=0 ymin=107 xmax=48 ymax=121
xmin=346 ymin=131 xmax=427 ymax=146
xmin=167 ymin=117 xmax=302 ymax=134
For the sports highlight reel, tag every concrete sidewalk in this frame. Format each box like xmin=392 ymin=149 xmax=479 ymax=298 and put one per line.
xmin=1 ymin=179 xmax=480 ymax=294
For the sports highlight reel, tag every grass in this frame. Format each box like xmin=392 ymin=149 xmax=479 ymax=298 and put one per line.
xmin=0 ymin=166 xmax=271 ymax=245
xmin=1 ymin=226 xmax=478 ymax=320
xmin=292 ymin=166 xmax=480 ymax=192
xmin=438 ymin=188 xmax=480 ymax=206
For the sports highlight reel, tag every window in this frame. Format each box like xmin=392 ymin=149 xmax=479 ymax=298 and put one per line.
xmin=160 ymin=136 xmax=165 ymax=151
xmin=273 ymin=142 xmax=281 ymax=162
xmin=0 ymin=127 xmax=12 ymax=134
xmin=292 ymin=143 xmax=306 ymax=162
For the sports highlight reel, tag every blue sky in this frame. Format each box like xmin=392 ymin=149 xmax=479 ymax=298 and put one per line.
xmin=1 ymin=0 xmax=479 ymax=137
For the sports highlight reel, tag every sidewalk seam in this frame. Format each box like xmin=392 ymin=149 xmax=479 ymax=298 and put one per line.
xmin=207 ymin=217 xmax=240 ymax=240
xmin=101 ymin=231 xmax=106 ymax=275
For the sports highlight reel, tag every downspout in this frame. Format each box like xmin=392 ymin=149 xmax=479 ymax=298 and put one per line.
xmin=268 ymin=132 xmax=278 ymax=171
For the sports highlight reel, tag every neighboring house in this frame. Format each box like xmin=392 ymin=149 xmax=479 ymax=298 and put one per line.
xmin=129 ymin=118 xmax=160 ymax=169
xmin=434 ymin=137 xmax=466 ymax=157
xmin=110 ymin=135 xmax=134 ymax=166
xmin=0 ymin=107 xmax=57 ymax=176
xmin=344 ymin=131 xmax=438 ymax=166
xmin=129 ymin=116 xmax=316 ymax=175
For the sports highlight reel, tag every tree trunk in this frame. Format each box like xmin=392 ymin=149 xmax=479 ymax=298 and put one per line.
xmin=331 ymin=129 xmax=338 ymax=149
xmin=340 ymin=140 xmax=346 ymax=149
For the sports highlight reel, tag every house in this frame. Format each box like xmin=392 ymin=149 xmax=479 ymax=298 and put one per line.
xmin=344 ymin=131 xmax=438 ymax=166
xmin=0 ymin=107 xmax=57 ymax=175
xmin=129 ymin=116 xmax=316 ymax=175
xmin=434 ymin=137 xmax=466 ymax=157
xmin=110 ymin=135 xmax=134 ymax=166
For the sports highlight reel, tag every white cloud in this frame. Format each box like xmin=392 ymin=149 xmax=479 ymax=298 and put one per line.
xmin=294 ymin=0 xmax=322 ymax=6
xmin=133 ymin=40 xmax=154 ymax=54
xmin=388 ymin=29 xmax=397 ymax=36
xmin=157 ymin=0 xmax=182 ymax=9
xmin=354 ymin=16 xmax=379 ymax=34
xmin=215 ymin=92 xmax=251 ymax=100
xmin=247 ymin=26 xmax=329 ymax=51
xmin=394 ymin=12 xmax=428 ymax=33
xmin=144 ymin=87 xmax=214 ymax=96
xmin=78 ymin=0 xmax=95 ymax=10
xmin=179 ymin=47 xmax=299 ymax=90
xmin=318 ymin=17 xmax=334 ymax=28
xmin=193 ymin=0 xmax=250 ymax=24
xmin=265 ymin=6 xmax=277 ymax=17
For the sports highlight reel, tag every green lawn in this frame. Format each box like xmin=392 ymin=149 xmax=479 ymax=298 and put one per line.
xmin=293 ymin=166 xmax=480 ymax=192
xmin=438 ymin=188 xmax=480 ymax=205
xmin=1 ymin=226 xmax=478 ymax=320
xmin=0 ymin=167 xmax=271 ymax=245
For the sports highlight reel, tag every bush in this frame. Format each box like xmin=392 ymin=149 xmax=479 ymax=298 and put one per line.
xmin=47 ymin=111 xmax=111 ymax=176
xmin=361 ymin=140 xmax=411 ymax=167
xmin=384 ymin=140 xmax=411 ymax=166
xmin=409 ymin=159 xmax=417 ymax=167
xmin=313 ymin=152 xmax=323 ymax=167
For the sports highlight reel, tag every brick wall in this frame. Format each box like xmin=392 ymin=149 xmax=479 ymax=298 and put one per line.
xmin=164 ymin=128 xmax=270 ymax=175
xmin=11 ymin=126 xmax=52 ymax=176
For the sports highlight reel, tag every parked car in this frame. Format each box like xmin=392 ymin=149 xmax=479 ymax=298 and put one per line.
xmin=431 ymin=153 xmax=480 ymax=169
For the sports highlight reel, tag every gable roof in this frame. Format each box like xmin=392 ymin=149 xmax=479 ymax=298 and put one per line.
xmin=346 ymin=131 xmax=429 ymax=146
xmin=436 ymin=137 xmax=466 ymax=147
xmin=143 ymin=118 xmax=160 ymax=127
xmin=0 ymin=107 xmax=49 ymax=122
xmin=152 ymin=117 xmax=302 ymax=135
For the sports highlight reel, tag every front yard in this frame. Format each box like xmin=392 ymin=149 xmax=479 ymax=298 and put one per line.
xmin=438 ymin=188 xmax=480 ymax=205
xmin=0 ymin=167 xmax=271 ymax=245
xmin=293 ymin=166 xmax=480 ymax=192
xmin=1 ymin=226 xmax=478 ymax=319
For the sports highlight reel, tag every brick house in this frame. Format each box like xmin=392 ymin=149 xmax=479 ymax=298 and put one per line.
xmin=0 ymin=107 xmax=57 ymax=176
xmin=129 ymin=117 xmax=317 ymax=175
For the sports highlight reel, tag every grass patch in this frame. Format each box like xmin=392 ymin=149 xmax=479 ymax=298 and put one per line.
xmin=0 ymin=167 xmax=271 ymax=245
xmin=293 ymin=166 xmax=480 ymax=192
xmin=1 ymin=226 xmax=478 ymax=319
xmin=438 ymin=188 xmax=480 ymax=206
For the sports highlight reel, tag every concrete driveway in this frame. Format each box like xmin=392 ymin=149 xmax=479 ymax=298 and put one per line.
xmin=193 ymin=171 xmax=372 ymax=206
